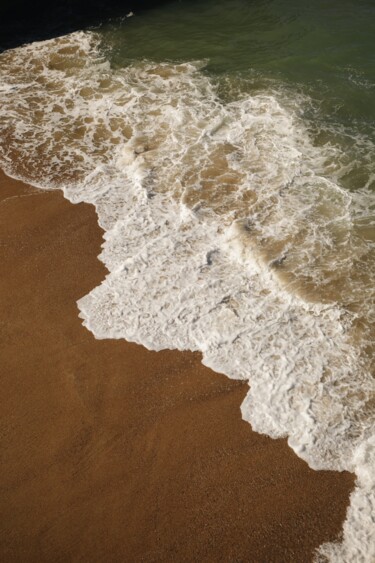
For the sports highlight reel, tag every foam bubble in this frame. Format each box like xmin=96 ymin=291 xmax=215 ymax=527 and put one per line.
xmin=0 ymin=32 xmax=374 ymax=561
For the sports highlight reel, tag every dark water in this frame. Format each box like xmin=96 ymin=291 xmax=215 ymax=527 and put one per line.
xmin=101 ymin=0 xmax=375 ymax=129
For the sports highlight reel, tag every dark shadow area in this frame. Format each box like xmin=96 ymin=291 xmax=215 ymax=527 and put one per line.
xmin=0 ymin=0 xmax=171 ymax=52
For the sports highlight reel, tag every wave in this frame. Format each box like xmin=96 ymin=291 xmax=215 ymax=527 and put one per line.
xmin=0 ymin=31 xmax=374 ymax=561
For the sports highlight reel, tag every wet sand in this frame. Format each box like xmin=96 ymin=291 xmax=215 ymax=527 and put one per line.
xmin=0 ymin=169 xmax=355 ymax=562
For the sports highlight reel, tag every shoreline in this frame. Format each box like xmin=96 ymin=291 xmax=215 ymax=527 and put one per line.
xmin=0 ymin=168 xmax=355 ymax=561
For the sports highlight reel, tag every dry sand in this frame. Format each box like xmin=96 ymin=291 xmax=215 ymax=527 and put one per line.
xmin=0 ymin=169 xmax=355 ymax=562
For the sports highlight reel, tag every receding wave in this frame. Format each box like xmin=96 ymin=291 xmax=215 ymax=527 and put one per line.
xmin=0 ymin=32 xmax=374 ymax=562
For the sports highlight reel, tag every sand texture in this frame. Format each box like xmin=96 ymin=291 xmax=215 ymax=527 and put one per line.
xmin=0 ymin=170 xmax=355 ymax=562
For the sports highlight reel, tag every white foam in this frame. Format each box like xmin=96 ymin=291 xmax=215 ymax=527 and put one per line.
xmin=0 ymin=32 xmax=374 ymax=561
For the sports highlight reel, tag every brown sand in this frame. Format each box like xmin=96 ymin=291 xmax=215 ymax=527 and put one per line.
xmin=0 ymin=169 xmax=354 ymax=562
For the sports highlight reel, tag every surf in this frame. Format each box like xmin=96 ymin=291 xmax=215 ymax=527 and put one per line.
xmin=0 ymin=31 xmax=374 ymax=561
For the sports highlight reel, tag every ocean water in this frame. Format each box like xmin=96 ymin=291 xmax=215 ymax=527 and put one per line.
xmin=0 ymin=1 xmax=374 ymax=560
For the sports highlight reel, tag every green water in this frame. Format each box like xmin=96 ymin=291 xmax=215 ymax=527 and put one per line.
xmin=100 ymin=0 xmax=375 ymax=131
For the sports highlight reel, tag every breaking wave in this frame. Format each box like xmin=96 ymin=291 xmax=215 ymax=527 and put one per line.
xmin=0 ymin=32 xmax=374 ymax=561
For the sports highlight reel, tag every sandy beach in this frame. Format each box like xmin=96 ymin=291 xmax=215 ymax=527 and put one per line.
xmin=0 ymin=169 xmax=355 ymax=562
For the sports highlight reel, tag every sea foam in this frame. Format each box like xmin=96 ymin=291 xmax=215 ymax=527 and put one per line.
xmin=0 ymin=32 xmax=374 ymax=561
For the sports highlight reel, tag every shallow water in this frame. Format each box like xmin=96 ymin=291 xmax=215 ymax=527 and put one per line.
xmin=0 ymin=1 xmax=374 ymax=561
